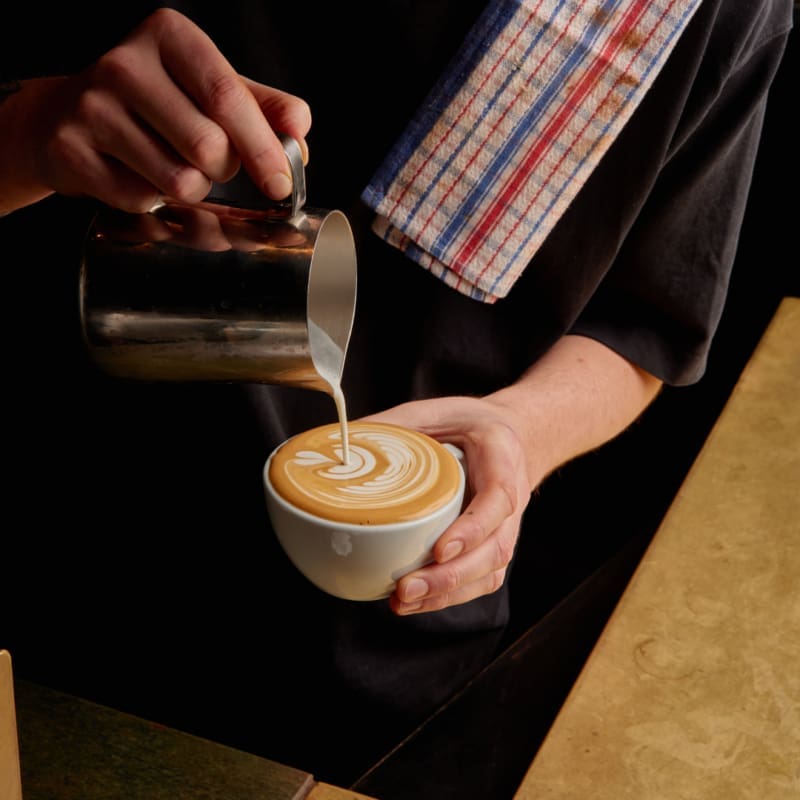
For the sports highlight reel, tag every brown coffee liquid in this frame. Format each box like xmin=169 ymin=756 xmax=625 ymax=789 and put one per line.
xmin=268 ymin=421 xmax=461 ymax=524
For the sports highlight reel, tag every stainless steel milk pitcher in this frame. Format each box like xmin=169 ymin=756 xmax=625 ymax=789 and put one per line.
xmin=79 ymin=136 xmax=357 ymax=395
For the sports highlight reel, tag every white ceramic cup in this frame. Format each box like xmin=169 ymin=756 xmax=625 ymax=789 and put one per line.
xmin=263 ymin=435 xmax=466 ymax=602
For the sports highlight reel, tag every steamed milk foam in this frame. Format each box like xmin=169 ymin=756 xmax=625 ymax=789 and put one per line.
xmin=268 ymin=421 xmax=461 ymax=525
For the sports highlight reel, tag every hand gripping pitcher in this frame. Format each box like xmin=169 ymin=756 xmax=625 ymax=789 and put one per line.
xmin=79 ymin=136 xmax=356 ymax=397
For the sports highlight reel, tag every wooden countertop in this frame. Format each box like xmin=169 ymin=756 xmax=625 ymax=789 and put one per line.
xmin=1 ymin=651 xmax=23 ymax=800
xmin=515 ymin=297 xmax=800 ymax=799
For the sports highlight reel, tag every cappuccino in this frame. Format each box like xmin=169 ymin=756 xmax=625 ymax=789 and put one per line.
xmin=268 ymin=421 xmax=461 ymax=525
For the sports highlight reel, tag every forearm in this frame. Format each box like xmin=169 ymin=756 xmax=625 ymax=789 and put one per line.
xmin=486 ymin=333 xmax=663 ymax=491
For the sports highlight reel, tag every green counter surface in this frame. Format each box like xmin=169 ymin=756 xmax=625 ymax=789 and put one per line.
xmin=16 ymin=680 xmax=314 ymax=800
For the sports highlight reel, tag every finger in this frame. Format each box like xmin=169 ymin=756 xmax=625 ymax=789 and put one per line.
xmin=69 ymin=85 xmax=213 ymax=204
xmin=149 ymin=11 xmax=294 ymax=198
xmin=391 ymin=561 xmax=510 ymax=616
xmin=408 ymin=508 xmax=517 ymax=590
xmin=391 ymin=483 xmax=523 ymax=615
xmin=361 ymin=401 xmax=458 ymax=437
xmin=245 ymin=79 xmax=312 ymax=163
xmin=83 ymin=11 xmax=240 ymax=183
xmin=53 ymin=143 xmax=162 ymax=213
xmin=431 ymin=480 xmax=516 ymax=563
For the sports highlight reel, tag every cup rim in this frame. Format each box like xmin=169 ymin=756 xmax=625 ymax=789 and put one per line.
xmin=263 ymin=449 xmax=465 ymax=532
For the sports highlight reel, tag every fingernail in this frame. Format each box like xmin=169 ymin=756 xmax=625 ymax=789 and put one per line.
xmin=264 ymin=172 xmax=292 ymax=200
xmin=441 ymin=541 xmax=464 ymax=562
xmin=404 ymin=578 xmax=428 ymax=602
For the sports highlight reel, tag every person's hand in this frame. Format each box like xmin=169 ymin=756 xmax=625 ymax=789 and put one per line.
xmin=363 ymin=335 xmax=664 ymax=616
xmin=0 ymin=7 xmax=311 ymax=214
xmin=362 ymin=396 xmax=535 ymax=615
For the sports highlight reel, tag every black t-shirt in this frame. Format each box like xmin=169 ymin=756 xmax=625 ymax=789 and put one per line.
xmin=1 ymin=0 xmax=792 ymax=786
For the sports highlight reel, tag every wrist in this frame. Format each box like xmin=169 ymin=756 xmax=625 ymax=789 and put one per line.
xmin=0 ymin=79 xmax=57 ymax=214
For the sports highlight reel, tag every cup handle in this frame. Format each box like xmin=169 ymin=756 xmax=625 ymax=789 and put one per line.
xmin=443 ymin=443 xmax=469 ymax=484
xmin=443 ymin=443 xmax=465 ymax=464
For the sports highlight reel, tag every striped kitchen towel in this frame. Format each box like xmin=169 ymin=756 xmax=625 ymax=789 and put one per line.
xmin=361 ymin=0 xmax=702 ymax=303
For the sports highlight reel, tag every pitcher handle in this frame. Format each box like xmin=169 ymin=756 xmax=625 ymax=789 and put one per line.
xmin=205 ymin=133 xmax=307 ymax=215
xmin=279 ymin=134 xmax=307 ymax=217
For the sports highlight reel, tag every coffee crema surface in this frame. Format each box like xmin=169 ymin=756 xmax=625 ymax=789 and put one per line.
xmin=268 ymin=421 xmax=461 ymax=524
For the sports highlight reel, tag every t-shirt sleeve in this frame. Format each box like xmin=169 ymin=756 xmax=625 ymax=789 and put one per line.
xmin=570 ymin=13 xmax=792 ymax=387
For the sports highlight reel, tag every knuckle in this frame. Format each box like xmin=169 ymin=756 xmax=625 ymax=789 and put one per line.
xmin=420 ymin=595 xmax=449 ymax=614
xmin=45 ymin=126 xmax=76 ymax=165
xmin=160 ymin=165 xmax=209 ymax=203
xmin=73 ymin=87 xmax=110 ymax=127
xmin=438 ymin=564 xmax=463 ymax=595
xmin=458 ymin=510 xmax=487 ymax=543
xmin=183 ymin=121 xmax=229 ymax=171
xmin=484 ymin=478 xmax=517 ymax=518
xmin=480 ymin=418 xmax=518 ymax=448
xmin=261 ymin=90 xmax=311 ymax=124
xmin=45 ymin=128 xmax=91 ymax=181
xmin=493 ymin=534 xmax=516 ymax=568
xmin=498 ymin=480 xmax=519 ymax=516
xmin=148 ymin=6 xmax=183 ymax=29
xmin=139 ymin=7 xmax=189 ymax=41
xmin=488 ymin=568 xmax=507 ymax=595
xmin=92 ymin=46 xmax=139 ymax=89
xmin=290 ymin=97 xmax=313 ymax=131
xmin=204 ymin=73 xmax=248 ymax=119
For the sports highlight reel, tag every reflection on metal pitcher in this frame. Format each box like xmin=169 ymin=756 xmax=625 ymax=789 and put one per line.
xmin=79 ymin=136 xmax=357 ymax=395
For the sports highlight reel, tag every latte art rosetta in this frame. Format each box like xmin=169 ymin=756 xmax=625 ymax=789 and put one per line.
xmin=269 ymin=422 xmax=461 ymax=524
